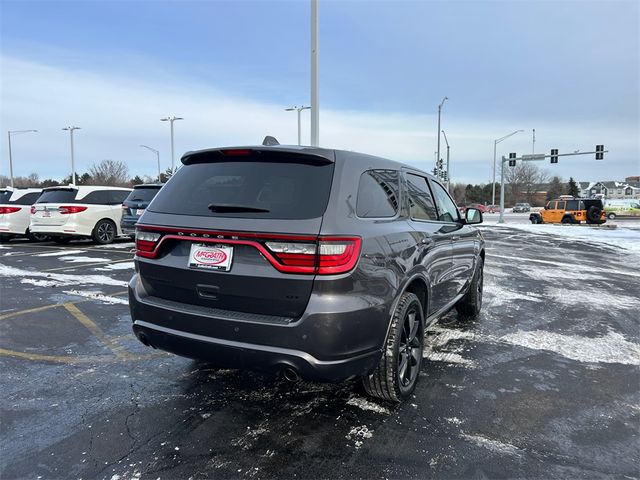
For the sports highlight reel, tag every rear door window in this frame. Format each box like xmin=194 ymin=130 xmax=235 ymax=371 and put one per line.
xmin=12 ymin=192 xmax=41 ymax=205
xmin=566 ymin=200 xmax=580 ymax=210
xmin=80 ymin=191 xmax=111 ymax=205
xmin=557 ymin=201 xmax=566 ymax=210
xmin=36 ymin=189 xmax=78 ymax=203
xmin=356 ymin=170 xmax=399 ymax=218
xmin=149 ymin=158 xmax=334 ymax=219
xmin=406 ymin=173 xmax=437 ymax=221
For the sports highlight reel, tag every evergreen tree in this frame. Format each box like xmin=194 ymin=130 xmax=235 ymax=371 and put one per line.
xmin=567 ymin=177 xmax=580 ymax=197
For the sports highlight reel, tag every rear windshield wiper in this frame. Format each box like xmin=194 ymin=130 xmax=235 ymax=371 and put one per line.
xmin=207 ymin=203 xmax=270 ymax=213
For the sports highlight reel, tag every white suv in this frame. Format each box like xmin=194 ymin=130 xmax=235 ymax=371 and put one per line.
xmin=30 ymin=185 xmax=132 ymax=244
xmin=0 ymin=187 xmax=45 ymax=242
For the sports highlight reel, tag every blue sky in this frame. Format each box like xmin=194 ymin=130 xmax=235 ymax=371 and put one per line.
xmin=1 ymin=0 xmax=638 ymax=184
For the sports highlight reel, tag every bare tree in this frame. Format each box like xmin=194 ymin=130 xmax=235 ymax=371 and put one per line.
xmin=88 ymin=160 xmax=130 ymax=186
xmin=505 ymin=162 xmax=549 ymax=204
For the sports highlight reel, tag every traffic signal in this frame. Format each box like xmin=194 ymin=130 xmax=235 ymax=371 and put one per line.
xmin=550 ymin=148 xmax=559 ymax=164
xmin=508 ymin=152 xmax=516 ymax=167
xmin=596 ymin=145 xmax=604 ymax=160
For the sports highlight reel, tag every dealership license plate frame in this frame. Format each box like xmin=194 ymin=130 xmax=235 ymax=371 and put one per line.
xmin=188 ymin=243 xmax=234 ymax=271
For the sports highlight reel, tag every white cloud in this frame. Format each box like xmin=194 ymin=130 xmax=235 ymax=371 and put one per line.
xmin=1 ymin=55 xmax=638 ymax=184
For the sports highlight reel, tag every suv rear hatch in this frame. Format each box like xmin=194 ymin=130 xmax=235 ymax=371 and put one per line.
xmin=31 ymin=188 xmax=79 ymax=227
xmin=135 ymin=148 xmax=357 ymax=320
xmin=122 ymin=185 xmax=162 ymax=223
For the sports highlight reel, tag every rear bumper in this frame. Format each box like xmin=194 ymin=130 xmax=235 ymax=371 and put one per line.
xmin=29 ymin=223 xmax=92 ymax=237
xmin=128 ymin=274 xmax=388 ymax=382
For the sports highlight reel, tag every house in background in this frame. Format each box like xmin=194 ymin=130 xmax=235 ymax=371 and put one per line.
xmin=578 ymin=180 xmax=640 ymax=199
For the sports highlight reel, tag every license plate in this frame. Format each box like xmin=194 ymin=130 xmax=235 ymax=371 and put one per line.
xmin=188 ymin=243 xmax=233 ymax=271
xmin=136 ymin=209 xmax=145 ymax=215
xmin=43 ymin=211 xmax=51 ymax=217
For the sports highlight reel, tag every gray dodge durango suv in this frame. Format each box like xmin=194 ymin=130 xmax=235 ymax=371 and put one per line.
xmin=129 ymin=142 xmax=485 ymax=402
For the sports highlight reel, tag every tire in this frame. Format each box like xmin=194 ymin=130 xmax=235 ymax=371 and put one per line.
xmin=0 ymin=234 xmax=11 ymax=243
xmin=92 ymin=219 xmax=116 ymax=245
xmin=586 ymin=205 xmax=602 ymax=224
xmin=607 ymin=212 xmax=616 ymax=220
xmin=561 ymin=216 xmax=573 ymax=224
xmin=362 ymin=292 xmax=424 ymax=403
xmin=456 ymin=257 xmax=484 ymax=318
xmin=52 ymin=236 xmax=71 ymax=244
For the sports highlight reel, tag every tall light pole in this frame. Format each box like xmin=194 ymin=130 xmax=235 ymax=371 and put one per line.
xmin=285 ymin=106 xmax=311 ymax=145
xmin=492 ymin=129 xmax=524 ymax=205
xmin=436 ymin=97 xmax=448 ymax=181
xmin=441 ymin=129 xmax=451 ymax=190
xmin=140 ymin=145 xmax=161 ymax=181
xmin=310 ymin=0 xmax=319 ymax=146
xmin=160 ymin=116 xmax=183 ymax=173
xmin=7 ymin=129 xmax=38 ymax=188
xmin=62 ymin=127 xmax=81 ymax=185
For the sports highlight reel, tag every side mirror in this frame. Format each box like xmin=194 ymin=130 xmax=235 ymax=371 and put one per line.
xmin=465 ymin=207 xmax=483 ymax=224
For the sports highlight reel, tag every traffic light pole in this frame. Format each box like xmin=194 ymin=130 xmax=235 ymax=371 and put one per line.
xmin=498 ymin=148 xmax=609 ymax=223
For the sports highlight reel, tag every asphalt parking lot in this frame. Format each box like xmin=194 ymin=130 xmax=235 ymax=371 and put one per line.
xmin=1 ymin=226 xmax=639 ymax=479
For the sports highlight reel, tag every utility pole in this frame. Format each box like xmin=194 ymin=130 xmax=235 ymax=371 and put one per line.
xmin=532 ymin=128 xmax=536 ymax=154
xmin=140 ymin=145 xmax=161 ymax=181
xmin=160 ymin=116 xmax=183 ymax=173
xmin=7 ymin=129 xmax=38 ymax=188
xmin=436 ymin=97 xmax=448 ymax=181
xmin=492 ymin=129 xmax=524 ymax=206
xmin=285 ymin=106 xmax=311 ymax=145
xmin=62 ymin=127 xmax=81 ymax=185
xmin=442 ymin=129 xmax=451 ymax=189
xmin=310 ymin=0 xmax=319 ymax=146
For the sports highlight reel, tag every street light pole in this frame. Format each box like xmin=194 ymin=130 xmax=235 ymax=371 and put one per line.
xmin=160 ymin=116 xmax=183 ymax=173
xmin=285 ymin=106 xmax=311 ymax=145
xmin=441 ymin=130 xmax=451 ymax=190
xmin=532 ymin=128 xmax=536 ymax=154
xmin=140 ymin=145 xmax=161 ymax=181
xmin=62 ymin=127 xmax=81 ymax=185
xmin=310 ymin=0 xmax=319 ymax=146
xmin=436 ymin=96 xmax=448 ymax=181
xmin=7 ymin=130 xmax=38 ymax=188
xmin=491 ymin=129 xmax=524 ymax=206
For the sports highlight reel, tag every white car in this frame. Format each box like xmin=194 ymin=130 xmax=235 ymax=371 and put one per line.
xmin=0 ymin=187 xmax=45 ymax=242
xmin=30 ymin=185 xmax=132 ymax=244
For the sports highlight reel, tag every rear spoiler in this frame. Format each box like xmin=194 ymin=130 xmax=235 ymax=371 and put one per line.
xmin=181 ymin=146 xmax=335 ymax=166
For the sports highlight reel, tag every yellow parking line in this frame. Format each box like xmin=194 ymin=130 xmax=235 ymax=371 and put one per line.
xmin=0 ymin=348 xmax=111 ymax=364
xmin=0 ymin=303 xmax=62 ymax=321
xmin=43 ymin=258 xmax=134 ymax=272
xmin=63 ymin=303 xmax=132 ymax=359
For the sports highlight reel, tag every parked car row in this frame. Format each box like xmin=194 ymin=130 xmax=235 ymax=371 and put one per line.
xmin=0 ymin=183 xmax=163 ymax=244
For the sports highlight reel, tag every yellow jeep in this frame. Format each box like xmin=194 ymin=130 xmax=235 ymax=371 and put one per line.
xmin=529 ymin=197 xmax=606 ymax=225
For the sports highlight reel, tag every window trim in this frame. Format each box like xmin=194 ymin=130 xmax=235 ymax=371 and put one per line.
xmin=404 ymin=171 xmax=439 ymax=223
xmin=355 ymin=169 xmax=402 ymax=220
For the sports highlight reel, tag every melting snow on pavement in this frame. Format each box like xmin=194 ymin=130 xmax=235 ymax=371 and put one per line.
xmin=1 ymin=264 xmax=128 ymax=287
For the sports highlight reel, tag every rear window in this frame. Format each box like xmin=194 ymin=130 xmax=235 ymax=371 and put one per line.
xmin=0 ymin=191 xmax=13 ymax=203
xmin=11 ymin=192 xmax=41 ymax=205
xmin=126 ymin=187 xmax=161 ymax=203
xmin=149 ymin=159 xmax=334 ymax=219
xmin=36 ymin=189 xmax=78 ymax=203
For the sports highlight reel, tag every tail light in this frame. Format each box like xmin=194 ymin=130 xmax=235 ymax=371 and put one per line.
xmin=0 ymin=207 xmax=21 ymax=214
xmin=135 ymin=226 xmax=361 ymax=275
xmin=122 ymin=204 xmax=128 ymax=211
xmin=136 ymin=230 xmax=161 ymax=253
xmin=59 ymin=206 xmax=88 ymax=214
xmin=30 ymin=206 xmax=36 ymax=214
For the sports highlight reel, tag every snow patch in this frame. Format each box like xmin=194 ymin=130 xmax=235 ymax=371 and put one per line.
xmin=0 ymin=264 xmax=128 ymax=287
xmin=445 ymin=417 xmax=463 ymax=426
xmin=21 ymin=278 xmax=59 ymax=287
xmin=460 ymin=433 xmax=522 ymax=456
xmin=346 ymin=397 xmax=391 ymax=415
xmin=35 ymin=249 xmax=86 ymax=257
xmin=544 ymin=286 xmax=638 ymax=311
xmin=62 ymin=290 xmax=128 ymax=305
xmin=57 ymin=255 xmax=111 ymax=263
xmin=346 ymin=425 xmax=374 ymax=449
xmin=92 ymin=242 xmax=135 ymax=249
xmin=95 ymin=262 xmax=134 ymax=271
xmin=423 ymin=351 xmax=476 ymax=367
xmin=499 ymin=330 xmax=640 ymax=366
xmin=483 ymin=283 xmax=544 ymax=307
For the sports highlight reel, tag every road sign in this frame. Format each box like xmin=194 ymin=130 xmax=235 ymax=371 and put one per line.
xmin=522 ymin=154 xmax=546 ymax=160
xmin=596 ymin=145 xmax=604 ymax=160
xmin=550 ymin=148 xmax=559 ymax=164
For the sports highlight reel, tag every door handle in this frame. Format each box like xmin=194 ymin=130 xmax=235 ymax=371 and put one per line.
xmin=420 ymin=238 xmax=433 ymax=246
xmin=451 ymin=235 xmax=460 ymax=241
